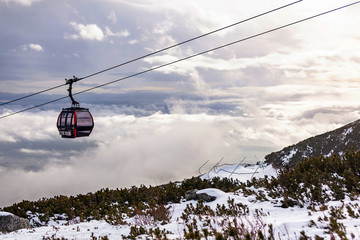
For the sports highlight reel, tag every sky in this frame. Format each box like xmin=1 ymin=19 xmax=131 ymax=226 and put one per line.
xmin=1 ymin=0 xmax=360 ymax=207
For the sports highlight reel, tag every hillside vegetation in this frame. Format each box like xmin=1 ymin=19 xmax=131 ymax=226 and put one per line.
xmin=250 ymin=150 xmax=360 ymax=206
xmin=2 ymin=176 xmax=240 ymax=226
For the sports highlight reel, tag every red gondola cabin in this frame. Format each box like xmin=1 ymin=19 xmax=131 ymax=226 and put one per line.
xmin=57 ymin=107 xmax=94 ymax=138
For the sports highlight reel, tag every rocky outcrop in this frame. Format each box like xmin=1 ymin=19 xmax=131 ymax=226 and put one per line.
xmin=0 ymin=212 xmax=30 ymax=233
xmin=185 ymin=189 xmax=216 ymax=202
xmin=265 ymin=119 xmax=360 ymax=168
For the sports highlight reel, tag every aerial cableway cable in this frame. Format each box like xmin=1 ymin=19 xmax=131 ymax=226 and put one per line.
xmin=77 ymin=0 xmax=302 ymax=81
xmin=0 ymin=0 xmax=359 ymax=120
xmin=0 ymin=0 xmax=302 ymax=107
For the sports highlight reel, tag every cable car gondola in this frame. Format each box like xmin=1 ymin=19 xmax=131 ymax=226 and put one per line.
xmin=57 ymin=77 xmax=94 ymax=138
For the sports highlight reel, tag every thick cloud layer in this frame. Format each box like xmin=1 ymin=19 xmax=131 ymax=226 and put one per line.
xmin=1 ymin=84 xmax=360 ymax=207
xmin=1 ymin=0 xmax=360 ymax=207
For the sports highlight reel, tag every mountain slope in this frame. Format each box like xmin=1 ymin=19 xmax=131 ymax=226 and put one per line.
xmin=265 ymin=119 xmax=360 ymax=168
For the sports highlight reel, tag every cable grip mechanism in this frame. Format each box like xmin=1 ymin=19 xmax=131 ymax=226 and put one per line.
xmin=65 ymin=76 xmax=80 ymax=107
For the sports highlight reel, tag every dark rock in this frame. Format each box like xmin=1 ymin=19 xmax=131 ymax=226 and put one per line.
xmin=0 ymin=212 xmax=30 ymax=233
xmin=280 ymin=198 xmax=299 ymax=208
xmin=185 ymin=189 xmax=199 ymax=201
xmin=185 ymin=189 xmax=216 ymax=202
xmin=197 ymin=193 xmax=216 ymax=202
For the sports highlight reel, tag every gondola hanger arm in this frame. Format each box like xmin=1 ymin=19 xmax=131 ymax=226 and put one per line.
xmin=65 ymin=76 xmax=80 ymax=107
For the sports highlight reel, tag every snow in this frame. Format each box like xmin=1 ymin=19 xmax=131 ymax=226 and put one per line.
xmin=0 ymin=220 xmax=129 ymax=240
xmin=341 ymin=127 xmax=353 ymax=140
xmin=325 ymin=149 xmax=334 ymax=157
xmin=0 ymin=212 xmax=12 ymax=216
xmin=281 ymin=148 xmax=298 ymax=165
xmin=1 ymin=164 xmax=360 ymax=239
xmin=201 ymin=162 xmax=277 ymax=182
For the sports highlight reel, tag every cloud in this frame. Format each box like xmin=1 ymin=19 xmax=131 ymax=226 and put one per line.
xmin=128 ymin=39 xmax=138 ymax=45
xmin=66 ymin=22 xmax=104 ymax=41
xmin=0 ymin=0 xmax=41 ymax=6
xmin=105 ymin=26 xmax=130 ymax=38
xmin=0 ymin=109 xmax=284 ymax=207
xmin=65 ymin=22 xmax=130 ymax=42
xmin=0 ymin=111 xmax=245 ymax=206
xmin=2 ymin=84 xmax=360 ymax=207
xmin=21 ymin=43 xmax=43 ymax=52
xmin=19 ymin=148 xmax=56 ymax=155
xmin=107 ymin=10 xmax=117 ymax=23
xmin=153 ymin=21 xmax=174 ymax=35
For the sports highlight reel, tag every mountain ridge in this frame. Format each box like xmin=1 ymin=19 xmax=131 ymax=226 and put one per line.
xmin=264 ymin=119 xmax=360 ymax=168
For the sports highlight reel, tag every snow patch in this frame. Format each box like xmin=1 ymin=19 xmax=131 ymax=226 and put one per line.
xmin=342 ymin=127 xmax=353 ymax=140
xmin=0 ymin=212 xmax=12 ymax=216
xmin=281 ymin=148 xmax=298 ymax=165
xmin=325 ymin=149 xmax=334 ymax=157
xmin=201 ymin=163 xmax=277 ymax=182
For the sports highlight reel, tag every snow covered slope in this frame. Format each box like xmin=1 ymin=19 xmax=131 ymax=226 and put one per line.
xmin=265 ymin=119 xmax=360 ymax=168
xmin=200 ymin=162 xmax=277 ymax=182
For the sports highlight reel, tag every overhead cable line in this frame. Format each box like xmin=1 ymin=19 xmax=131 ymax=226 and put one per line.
xmin=0 ymin=84 xmax=65 ymax=107
xmin=0 ymin=0 xmax=359 ymax=120
xmin=0 ymin=0 xmax=302 ymax=107
xmin=77 ymin=0 xmax=302 ymax=81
